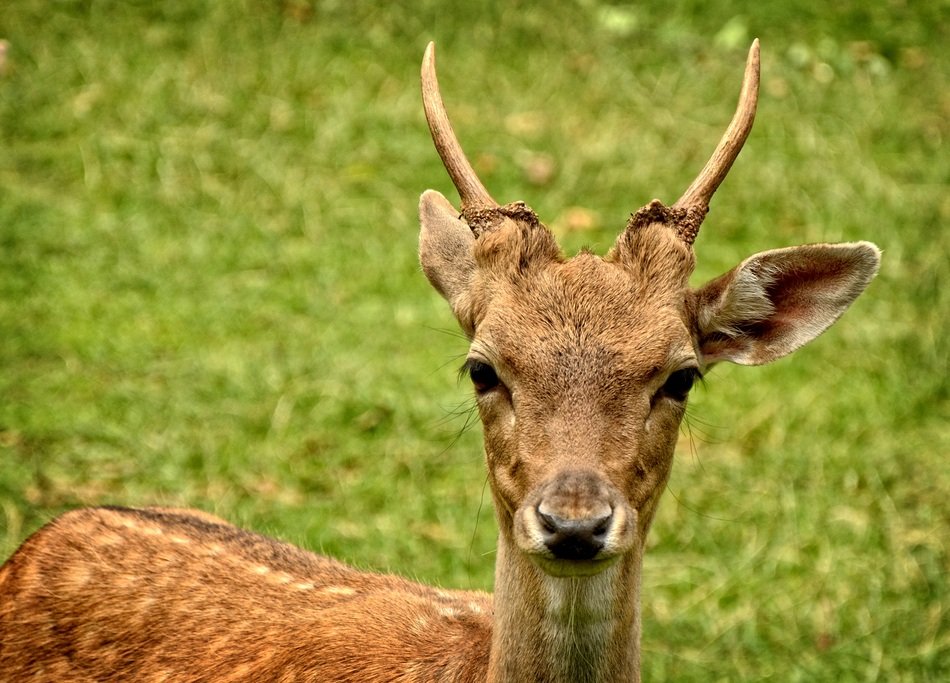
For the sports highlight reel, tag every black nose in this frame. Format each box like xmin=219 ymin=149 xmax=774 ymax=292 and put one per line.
xmin=537 ymin=508 xmax=612 ymax=561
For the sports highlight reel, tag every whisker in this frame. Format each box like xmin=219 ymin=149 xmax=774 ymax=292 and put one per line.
xmin=466 ymin=474 xmax=491 ymax=585
xmin=665 ymin=485 xmax=740 ymax=523
xmin=423 ymin=325 xmax=470 ymax=342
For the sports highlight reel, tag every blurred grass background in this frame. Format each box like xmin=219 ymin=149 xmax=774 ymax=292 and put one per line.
xmin=0 ymin=0 xmax=946 ymax=679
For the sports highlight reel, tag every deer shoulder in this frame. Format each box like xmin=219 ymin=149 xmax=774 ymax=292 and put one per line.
xmin=0 ymin=506 xmax=491 ymax=682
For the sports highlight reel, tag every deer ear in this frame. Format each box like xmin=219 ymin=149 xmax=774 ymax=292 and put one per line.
xmin=419 ymin=190 xmax=477 ymax=321
xmin=694 ymin=242 xmax=881 ymax=366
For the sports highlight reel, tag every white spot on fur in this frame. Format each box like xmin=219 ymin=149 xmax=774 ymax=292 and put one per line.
xmin=170 ymin=535 xmax=191 ymax=545
xmin=411 ymin=615 xmax=430 ymax=634
xmin=321 ymin=585 xmax=356 ymax=596
xmin=98 ymin=530 xmax=124 ymax=546
xmin=293 ymin=582 xmax=315 ymax=591
xmin=252 ymin=565 xmax=271 ymax=575
xmin=225 ymin=663 xmax=252 ymax=682
xmin=68 ymin=564 xmax=91 ymax=587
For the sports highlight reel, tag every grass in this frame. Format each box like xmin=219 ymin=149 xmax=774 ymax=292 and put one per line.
xmin=1 ymin=0 xmax=946 ymax=679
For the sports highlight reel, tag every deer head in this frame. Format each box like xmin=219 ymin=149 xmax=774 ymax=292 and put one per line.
xmin=418 ymin=41 xmax=879 ymax=677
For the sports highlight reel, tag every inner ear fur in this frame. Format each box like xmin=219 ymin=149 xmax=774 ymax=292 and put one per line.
xmin=418 ymin=189 xmax=477 ymax=330
xmin=693 ymin=241 xmax=881 ymax=366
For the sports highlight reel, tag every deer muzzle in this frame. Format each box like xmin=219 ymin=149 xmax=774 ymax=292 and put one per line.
xmin=513 ymin=468 xmax=637 ymax=577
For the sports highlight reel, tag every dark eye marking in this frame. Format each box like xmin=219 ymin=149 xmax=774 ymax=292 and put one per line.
xmin=461 ymin=359 xmax=500 ymax=393
xmin=657 ymin=367 xmax=701 ymax=403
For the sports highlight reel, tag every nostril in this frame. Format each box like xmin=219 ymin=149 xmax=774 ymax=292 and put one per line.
xmin=538 ymin=510 xmax=558 ymax=534
xmin=592 ymin=511 xmax=612 ymax=537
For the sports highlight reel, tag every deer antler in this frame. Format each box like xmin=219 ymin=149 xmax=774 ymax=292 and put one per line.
xmin=421 ymin=42 xmax=497 ymax=211
xmin=674 ymin=39 xmax=760 ymax=211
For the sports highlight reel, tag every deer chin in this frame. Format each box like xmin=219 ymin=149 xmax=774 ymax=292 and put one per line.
xmin=530 ymin=553 xmax=623 ymax=578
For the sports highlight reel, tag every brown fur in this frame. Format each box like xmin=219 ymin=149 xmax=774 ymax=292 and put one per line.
xmin=0 ymin=507 xmax=491 ymax=682
xmin=0 ymin=44 xmax=880 ymax=682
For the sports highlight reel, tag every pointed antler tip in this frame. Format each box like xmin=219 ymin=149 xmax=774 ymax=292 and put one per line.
xmin=747 ymin=40 xmax=761 ymax=74
xmin=420 ymin=41 xmax=497 ymax=210
xmin=672 ymin=40 xmax=761 ymax=216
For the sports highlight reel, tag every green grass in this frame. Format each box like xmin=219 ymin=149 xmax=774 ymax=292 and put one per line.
xmin=1 ymin=1 xmax=946 ymax=679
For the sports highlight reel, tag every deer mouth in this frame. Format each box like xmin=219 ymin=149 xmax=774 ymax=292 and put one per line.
xmin=531 ymin=553 xmax=623 ymax=578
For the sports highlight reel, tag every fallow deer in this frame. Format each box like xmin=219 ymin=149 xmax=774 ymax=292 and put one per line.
xmin=0 ymin=40 xmax=880 ymax=682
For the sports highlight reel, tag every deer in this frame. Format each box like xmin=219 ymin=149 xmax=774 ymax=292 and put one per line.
xmin=0 ymin=40 xmax=880 ymax=682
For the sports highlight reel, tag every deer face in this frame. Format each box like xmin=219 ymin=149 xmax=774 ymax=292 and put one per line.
xmin=422 ymin=197 xmax=703 ymax=577
xmin=418 ymin=42 xmax=880 ymax=578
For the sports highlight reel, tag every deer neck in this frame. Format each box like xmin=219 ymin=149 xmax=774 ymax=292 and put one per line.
xmin=487 ymin=525 xmax=642 ymax=683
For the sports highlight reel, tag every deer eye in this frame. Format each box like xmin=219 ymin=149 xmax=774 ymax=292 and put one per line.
xmin=464 ymin=359 xmax=500 ymax=393
xmin=658 ymin=368 xmax=701 ymax=402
